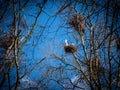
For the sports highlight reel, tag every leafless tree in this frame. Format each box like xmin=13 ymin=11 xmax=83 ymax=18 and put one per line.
xmin=39 ymin=0 xmax=120 ymax=90
xmin=0 ymin=0 xmax=47 ymax=89
xmin=0 ymin=0 xmax=120 ymax=90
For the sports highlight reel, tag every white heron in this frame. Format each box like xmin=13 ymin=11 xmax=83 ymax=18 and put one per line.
xmin=65 ymin=39 xmax=69 ymax=46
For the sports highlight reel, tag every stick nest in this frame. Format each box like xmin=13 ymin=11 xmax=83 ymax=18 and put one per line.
xmin=84 ymin=58 xmax=105 ymax=76
xmin=68 ymin=13 xmax=86 ymax=34
xmin=0 ymin=35 xmax=14 ymax=50
xmin=64 ymin=44 xmax=78 ymax=53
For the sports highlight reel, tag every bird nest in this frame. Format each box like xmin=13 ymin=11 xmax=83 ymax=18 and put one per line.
xmin=68 ymin=13 xmax=86 ymax=34
xmin=0 ymin=35 xmax=14 ymax=50
xmin=64 ymin=44 xmax=78 ymax=53
xmin=84 ymin=58 xmax=105 ymax=76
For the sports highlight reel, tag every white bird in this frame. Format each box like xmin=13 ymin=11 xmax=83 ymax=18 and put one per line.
xmin=65 ymin=39 xmax=69 ymax=46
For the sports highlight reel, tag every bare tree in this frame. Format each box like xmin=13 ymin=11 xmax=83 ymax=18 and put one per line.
xmin=0 ymin=0 xmax=47 ymax=89
xmin=39 ymin=0 xmax=120 ymax=90
xmin=0 ymin=0 xmax=120 ymax=90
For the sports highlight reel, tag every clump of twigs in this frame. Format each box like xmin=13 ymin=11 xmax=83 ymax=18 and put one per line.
xmin=64 ymin=44 xmax=78 ymax=53
xmin=84 ymin=58 xmax=105 ymax=76
xmin=0 ymin=34 xmax=14 ymax=50
xmin=68 ymin=13 xmax=86 ymax=34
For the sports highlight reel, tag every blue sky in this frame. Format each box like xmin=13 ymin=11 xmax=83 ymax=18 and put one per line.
xmin=0 ymin=1 xmax=90 ymax=89
xmin=19 ymin=0 xmax=88 ymax=81
xmin=18 ymin=0 xmax=76 ymax=82
xmin=1 ymin=0 xmax=119 ymax=90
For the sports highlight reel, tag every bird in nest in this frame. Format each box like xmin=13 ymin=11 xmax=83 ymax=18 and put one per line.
xmin=64 ymin=39 xmax=78 ymax=53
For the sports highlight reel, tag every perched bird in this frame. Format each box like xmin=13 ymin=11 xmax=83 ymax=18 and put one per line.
xmin=65 ymin=39 xmax=69 ymax=46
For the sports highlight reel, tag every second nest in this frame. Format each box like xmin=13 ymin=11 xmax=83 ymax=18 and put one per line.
xmin=68 ymin=13 xmax=86 ymax=34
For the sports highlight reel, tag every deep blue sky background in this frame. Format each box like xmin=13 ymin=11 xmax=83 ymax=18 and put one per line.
xmin=0 ymin=1 xmax=99 ymax=89
xmin=1 ymin=0 xmax=119 ymax=90
xmin=19 ymin=0 xmax=77 ymax=82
